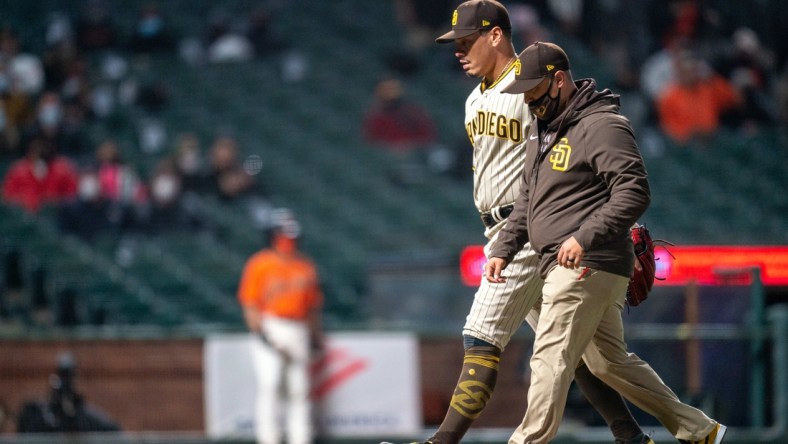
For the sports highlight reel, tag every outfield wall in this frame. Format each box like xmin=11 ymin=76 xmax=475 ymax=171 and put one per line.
xmin=0 ymin=333 xmax=531 ymax=437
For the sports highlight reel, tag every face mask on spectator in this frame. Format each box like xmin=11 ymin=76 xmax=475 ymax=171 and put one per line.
xmin=138 ymin=17 xmax=163 ymax=37
xmin=78 ymin=174 xmax=101 ymax=201
xmin=152 ymin=174 xmax=180 ymax=204
xmin=177 ymin=150 xmax=201 ymax=174
xmin=38 ymin=104 xmax=62 ymax=127
xmin=33 ymin=159 xmax=48 ymax=179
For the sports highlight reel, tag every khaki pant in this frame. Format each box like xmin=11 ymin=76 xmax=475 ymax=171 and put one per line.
xmin=509 ymin=266 xmax=717 ymax=444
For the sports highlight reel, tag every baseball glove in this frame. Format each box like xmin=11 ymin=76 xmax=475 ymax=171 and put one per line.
xmin=626 ymin=224 xmax=674 ymax=307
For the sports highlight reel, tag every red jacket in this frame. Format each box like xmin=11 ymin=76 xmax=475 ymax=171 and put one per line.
xmin=2 ymin=156 xmax=78 ymax=212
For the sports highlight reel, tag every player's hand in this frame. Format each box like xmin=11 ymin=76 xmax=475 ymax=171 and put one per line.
xmin=484 ymin=257 xmax=509 ymax=283
xmin=558 ymin=236 xmax=584 ymax=269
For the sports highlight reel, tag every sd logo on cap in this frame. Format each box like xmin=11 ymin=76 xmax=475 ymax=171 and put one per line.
xmin=436 ymin=0 xmax=511 ymax=43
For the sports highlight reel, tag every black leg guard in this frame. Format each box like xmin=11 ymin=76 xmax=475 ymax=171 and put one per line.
xmin=430 ymin=344 xmax=501 ymax=444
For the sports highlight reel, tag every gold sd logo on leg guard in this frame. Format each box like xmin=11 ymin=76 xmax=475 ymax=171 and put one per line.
xmin=449 ymin=380 xmax=493 ymax=419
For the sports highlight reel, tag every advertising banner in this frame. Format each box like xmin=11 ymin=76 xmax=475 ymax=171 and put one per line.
xmin=204 ymin=332 xmax=422 ymax=439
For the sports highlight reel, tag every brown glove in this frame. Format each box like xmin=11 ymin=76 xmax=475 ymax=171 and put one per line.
xmin=626 ymin=224 xmax=673 ymax=307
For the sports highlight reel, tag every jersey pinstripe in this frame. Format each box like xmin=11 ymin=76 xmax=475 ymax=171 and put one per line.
xmin=466 ymin=66 xmax=531 ymax=217
xmin=462 ymin=63 xmax=543 ymax=351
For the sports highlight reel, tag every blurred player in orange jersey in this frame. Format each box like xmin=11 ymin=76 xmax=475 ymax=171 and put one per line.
xmin=237 ymin=209 xmax=324 ymax=444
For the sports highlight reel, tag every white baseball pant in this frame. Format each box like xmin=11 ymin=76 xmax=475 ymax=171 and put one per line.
xmin=251 ymin=314 xmax=313 ymax=444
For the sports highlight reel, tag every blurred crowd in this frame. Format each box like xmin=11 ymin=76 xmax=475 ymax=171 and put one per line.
xmin=3 ymin=0 xmax=785 ymax=221
xmin=0 ymin=1 xmax=281 ymax=238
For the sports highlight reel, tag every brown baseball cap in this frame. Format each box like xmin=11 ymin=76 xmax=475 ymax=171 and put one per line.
xmin=435 ymin=0 xmax=511 ymax=44
xmin=501 ymin=42 xmax=570 ymax=94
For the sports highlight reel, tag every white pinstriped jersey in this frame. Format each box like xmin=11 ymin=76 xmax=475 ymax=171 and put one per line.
xmin=466 ymin=65 xmax=533 ymax=221
xmin=462 ymin=62 xmax=542 ymax=351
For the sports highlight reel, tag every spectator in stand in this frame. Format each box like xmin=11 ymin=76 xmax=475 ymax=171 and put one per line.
xmin=205 ymin=134 xmax=257 ymax=202
xmin=640 ymin=38 xmax=689 ymax=115
xmin=0 ymin=86 xmax=33 ymax=158
xmin=127 ymin=2 xmax=175 ymax=55
xmin=139 ymin=157 xmax=205 ymax=235
xmin=362 ymin=77 xmax=438 ymax=185
xmin=171 ymin=132 xmax=206 ymax=193
xmin=1 ymin=136 xmax=78 ymax=213
xmin=27 ymin=92 xmax=64 ymax=145
xmin=0 ymin=27 xmax=45 ymax=97
xmin=40 ymin=15 xmax=93 ymax=112
xmin=56 ymin=168 xmax=115 ymax=240
xmin=207 ymin=31 xmax=253 ymax=64
xmin=655 ymin=48 xmax=742 ymax=147
xmin=203 ymin=8 xmax=254 ymax=64
xmin=20 ymin=91 xmax=87 ymax=160
xmin=0 ymin=60 xmax=35 ymax=157
xmin=93 ymin=138 xmax=147 ymax=229
xmin=0 ymin=29 xmax=39 ymax=157
xmin=362 ymin=77 xmax=436 ymax=153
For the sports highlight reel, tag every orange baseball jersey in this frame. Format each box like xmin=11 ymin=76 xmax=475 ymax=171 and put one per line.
xmin=237 ymin=250 xmax=322 ymax=320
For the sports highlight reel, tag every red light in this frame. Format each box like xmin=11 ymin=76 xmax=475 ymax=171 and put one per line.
xmin=460 ymin=245 xmax=486 ymax=286
xmin=459 ymin=245 xmax=788 ymax=287
xmin=655 ymin=246 xmax=788 ymax=286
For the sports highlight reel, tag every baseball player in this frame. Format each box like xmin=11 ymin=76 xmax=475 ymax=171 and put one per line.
xmin=382 ymin=2 xmax=651 ymax=444
xmin=237 ymin=211 xmax=324 ymax=444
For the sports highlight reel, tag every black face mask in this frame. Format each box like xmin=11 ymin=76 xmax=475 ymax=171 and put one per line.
xmin=529 ymin=77 xmax=561 ymax=122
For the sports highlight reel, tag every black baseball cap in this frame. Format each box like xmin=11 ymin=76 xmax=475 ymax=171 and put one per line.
xmin=501 ymin=42 xmax=571 ymax=94
xmin=435 ymin=0 xmax=511 ymax=44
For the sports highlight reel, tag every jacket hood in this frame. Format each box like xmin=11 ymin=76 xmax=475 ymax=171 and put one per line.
xmin=547 ymin=78 xmax=620 ymax=132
